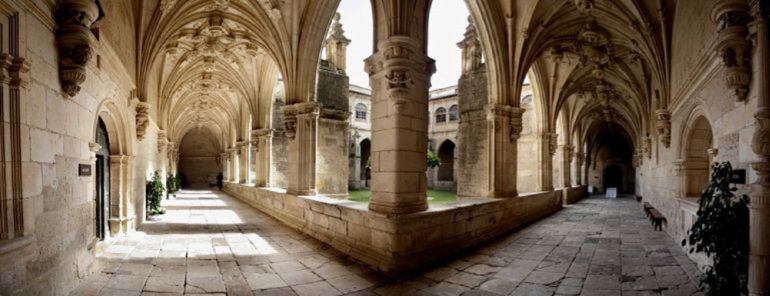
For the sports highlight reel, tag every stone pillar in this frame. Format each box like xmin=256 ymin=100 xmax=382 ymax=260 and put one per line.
xmin=456 ymin=17 xmax=484 ymax=198
xmin=237 ymin=141 xmax=249 ymax=184
xmin=749 ymin=1 xmax=770 ymax=294
xmin=283 ymin=102 xmax=320 ymax=196
xmin=108 ymin=155 xmax=134 ymax=236
xmin=364 ymin=36 xmax=435 ymax=214
xmin=219 ymin=152 xmax=229 ymax=181
xmin=486 ymin=105 xmax=525 ymax=197
xmin=228 ymin=148 xmax=237 ymax=182
xmin=349 ymin=135 xmax=362 ymax=188
xmin=575 ymin=151 xmax=585 ymax=186
xmin=252 ymin=129 xmax=273 ymax=187
xmin=540 ymin=132 xmax=557 ymax=191
xmin=316 ymin=47 xmax=351 ymax=197
xmin=562 ymin=145 xmax=574 ymax=188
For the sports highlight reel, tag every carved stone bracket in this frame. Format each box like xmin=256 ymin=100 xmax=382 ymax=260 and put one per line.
xmin=712 ymin=0 xmax=753 ymax=101
xmin=55 ymin=0 xmax=103 ymax=97
xmin=656 ymin=109 xmax=672 ymax=148
xmin=9 ymin=57 xmax=30 ymax=89
xmin=135 ymin=102 xmax=150 ymax=141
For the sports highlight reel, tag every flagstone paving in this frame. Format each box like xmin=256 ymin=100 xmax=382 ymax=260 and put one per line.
xmin=71 ymin=189 xmax=702 ymax=296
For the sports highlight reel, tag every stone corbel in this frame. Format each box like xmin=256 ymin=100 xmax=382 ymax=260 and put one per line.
xmin=55 ymin=0 xmax=103 ymax=97
xmin=712 ymin=0 xmax=753 ymax=101
xmin=88 ymin=142 xmax=101 ymax=160
xmin=656 ymin=109 xmax=672 ymax=148
xmin=135 ymin=102 xmax=150 ymax=141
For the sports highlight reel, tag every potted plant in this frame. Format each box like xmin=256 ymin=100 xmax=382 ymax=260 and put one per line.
xmin=146 ymin=171 xmax=166 ymax=217
xmin=682 ymin=162 xmax=749 ymax=295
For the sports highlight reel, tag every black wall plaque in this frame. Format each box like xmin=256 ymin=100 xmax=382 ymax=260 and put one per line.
xmin=730 ymin=169 xmax=746 ymax=184
xmin=79 ymin=164 xmax=92 ymax=176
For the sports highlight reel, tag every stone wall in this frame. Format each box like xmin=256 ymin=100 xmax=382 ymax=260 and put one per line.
xmin=0 ymin=2 xmax=167 ymax=294
xmin=224 ymin=182 xmax=571 ymax=273
xmin=563 ymin=186 xmax=589 ymax=204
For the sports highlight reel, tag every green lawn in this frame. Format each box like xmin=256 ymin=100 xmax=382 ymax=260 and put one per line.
xmin=348 ymin=189 xmax=457 ymax=204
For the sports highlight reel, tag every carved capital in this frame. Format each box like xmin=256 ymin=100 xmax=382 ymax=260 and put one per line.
xmin=135 ymin=102 xmax=151 ymax=141
xmin=509 ymin=107 xmax=525 ymax=142
xmin=55 ymin=0 xmax=103 ymax=97
xmin=672 ymin=159 xmax=686 ymax=176
xmin=88 ymin=142 xmax=102 ymax=154
xmin=752 ymin=108 xmax=770 ymax=157
xmin=157 ymin=131 xmax=168 ymax=153
xmin=282 ymin=102 xmax=319 ymax=141
xmin=642 ymin=136 xmax=652 ymax=159
xmin=656 ymin=109 xmax=672 ymax=148
xmin=9 ymin=57 xmax=30 ymax=89
xmin=0 ymin=54 xmax=12 ymax=84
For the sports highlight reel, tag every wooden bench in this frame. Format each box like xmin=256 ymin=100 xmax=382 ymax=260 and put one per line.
xmin=643 ymin=202 xmax=653 ymax=217
xmin=649 ymin=208 xmax=667 ymax=231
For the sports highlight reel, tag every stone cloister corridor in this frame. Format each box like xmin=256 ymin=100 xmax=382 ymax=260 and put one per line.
xmin=0 ymin=0 xmax=769 ymax=295
xmin=71 ymin=190 xmax=700 ymax=295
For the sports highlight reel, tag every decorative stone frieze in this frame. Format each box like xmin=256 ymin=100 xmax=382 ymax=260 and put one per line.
xmin=54 ymin=0 xmax=103 ymax=97
xmin=135 ymin=102 xmax=150 ymax=141
xmin=712 ymin=0 xmax=752 ymax=101
xmin=656 ymin=109 xmax=672 ymax=148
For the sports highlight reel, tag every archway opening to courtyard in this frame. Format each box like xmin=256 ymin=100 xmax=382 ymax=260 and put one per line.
xmin=683 ymin=116 xmax=714 ymax=198
xmin=359 ymin=138 xmax=371 ymax=185
xmin=437 ymin=140 xmax=456 ymax=183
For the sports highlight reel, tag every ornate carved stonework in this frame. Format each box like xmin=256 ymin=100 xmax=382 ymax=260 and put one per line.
xmin=282 ymin=102 xmax=320 ymax=141
xmin=712 ymin=0 xmax=752 ymax=101
xmin=509 ymin=107 xmax=525 ymax=142
xmin=55 ymin=0 xmax=103 ymax=97
xmin=656 ymin=109 xmax=672 ymax=148
xmin=9 ymin=57 xmax=30 ymax=89
xmin=642 ymin=136 xmax=652 ymax=159
xmin=457 ymin=17 xmax=483 ymax=74
xmin=752 ymin=108 xmax=770 ymax=157
xmin=157 ymin=131 xmax=168 ymax=153
xmin=135 ymin=102 xmax=150 ymax=141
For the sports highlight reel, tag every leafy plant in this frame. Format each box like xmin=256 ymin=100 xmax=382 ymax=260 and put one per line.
xmin=166 ymin=174 xmax=181 ymax=197
xmin=146 ymin=171 xmax=166 ymax=216
xmin=682 ymin=162 xmax=749 ymax=295
xmin=427 ymin=150 xmax=441 ymax=169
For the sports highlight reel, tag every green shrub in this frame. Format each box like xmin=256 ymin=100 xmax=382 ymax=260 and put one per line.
xmin=682 ymin=162 xmax=749 ymax=295
xmin=147 ymin=171 xmax=166 ymax=216
xmin=167 ymin=174 xmax=181 ymax=195
xmin=427 ymin=150 xmax=441 ymax=168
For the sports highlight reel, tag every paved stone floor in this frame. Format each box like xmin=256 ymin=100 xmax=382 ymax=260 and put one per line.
xmin=71 ymin=190 xmax=701 ymax=296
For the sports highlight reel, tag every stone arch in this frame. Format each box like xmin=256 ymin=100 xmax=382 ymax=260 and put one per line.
xmin=359 ymin=138 xmax=371 ymax=183
xmin=680 ymin=111 xmax=714 ymax=198
xmin=92 ymin=98 xmax=135 ymax=236
xmin=437 ymin=140 xmax=456 ymax=182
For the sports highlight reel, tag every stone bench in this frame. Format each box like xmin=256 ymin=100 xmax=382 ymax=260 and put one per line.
xmin=648 ymin=208 xmax=667 ymax=231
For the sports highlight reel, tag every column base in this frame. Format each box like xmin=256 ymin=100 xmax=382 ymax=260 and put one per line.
xmin=368 ymin=199 xmax=428 ymax=215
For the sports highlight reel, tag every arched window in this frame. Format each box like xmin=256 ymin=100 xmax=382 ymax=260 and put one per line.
xmin=449 ymin=105 xmax=459 ymax=121
xmin=435 ymin=107 xmax=447 ymax=123
xmin=355 ymin=103 xmax=367 ymax=120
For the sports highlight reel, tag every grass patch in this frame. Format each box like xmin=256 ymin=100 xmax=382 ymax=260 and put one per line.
xmin=348 ymin=189 xmax=457 ymax=204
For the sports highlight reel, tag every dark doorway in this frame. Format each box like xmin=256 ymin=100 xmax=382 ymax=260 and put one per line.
xmin=603 ymin=165 xmax=623 ymax=193
xmin=94 ymin=118 xmax=110 ymax=240
xmin=438 ymin=140 xmax=456 ymax=181
xmin=360 ymin=139 xmax=371 ymax=185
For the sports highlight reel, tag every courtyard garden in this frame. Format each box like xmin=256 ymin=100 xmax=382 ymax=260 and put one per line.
xmin=348 ymin=189 xmax=457 ymax=204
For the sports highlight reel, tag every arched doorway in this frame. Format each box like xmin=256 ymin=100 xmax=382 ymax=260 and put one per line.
xmin=94 ymin=118 xmax=110 ymax=240
xmin=438 ymin=140 xmax=456 ymax=182
xmin=684 ymin=116 xmax=713 ymax=198
xmin=178 ymin=129 xmax=221 ymax=188
xmin=360 ymin=139 xmax=371 ymax=187
xmin=603 ymin=165 xmax=623 ymax=193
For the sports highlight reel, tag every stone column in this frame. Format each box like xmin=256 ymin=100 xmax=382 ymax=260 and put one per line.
xmin=749 ymin=1 xmax=770 ymax=294
xmin=252 ymin=129 xmax=273 ymax=187
xmin=364 ymin=36 xmax=435 ymax=214
xmin=219 ymin=152 xmax=229 ymax=181
xmin=575 ymin=151 xmax=585 ymax=186
xmin=237 ymin=141 xmax=249 ymax=184
xmin=486 ymin=105 xmax=525 ymax=197
xmin=108 ymin=155 xmax=134 ymax=236
xmin=228 ymin=148 xmax=237 ymax=182
xmin=540 ymin=132 xmax=557 ymax=191
xmin=283 ymin=102 xmax=320 ymax=196
xmin=562 ymin=145 xmax=574 ymax=188
xmin=349 ymin=135 xmax=362 ymax=188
